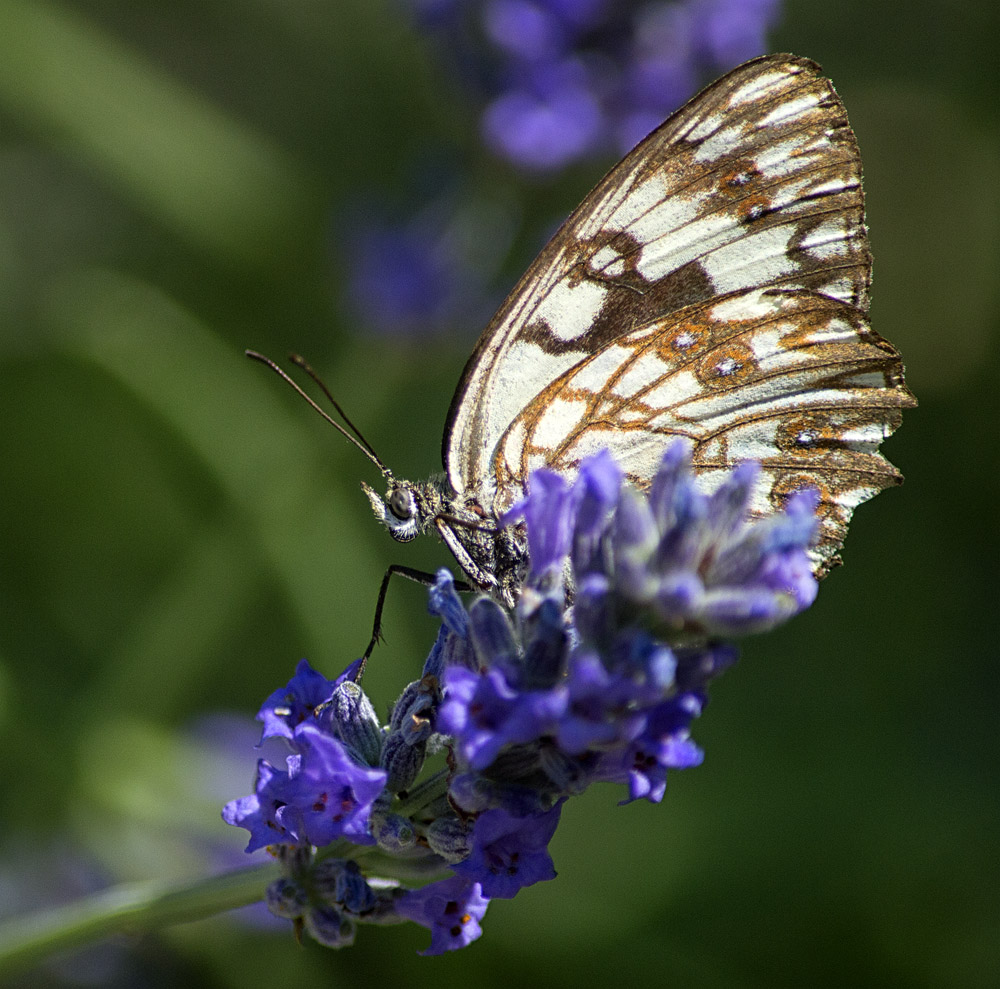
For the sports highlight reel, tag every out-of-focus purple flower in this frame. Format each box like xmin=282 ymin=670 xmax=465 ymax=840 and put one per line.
xmin=397 ymin=877 xmax=490 ymax=954
xmin=340 ymin=189 xmax=515 ymax=338
xmin=347 ymin=215 xmax=461 ymax=336
xmin=402 ymin=0 xmax=783 ymax=171
xmin=352 ymin=3 xmax=782 ymax=336
xmin=482 ymin=59 xmax=606 ymax=170
xmin=484 ymin=0 xmax=569 ymax=61
xmin=698 ymin=0 xmax=781 ymax=66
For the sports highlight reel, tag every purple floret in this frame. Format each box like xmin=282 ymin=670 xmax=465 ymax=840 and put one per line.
xmin=397 ymin=876 xmax=490 ymax=955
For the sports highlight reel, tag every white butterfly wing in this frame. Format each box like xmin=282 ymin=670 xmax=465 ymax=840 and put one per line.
xmin=491 ymin=287 xmax=912 ymax=574
xmin=443 ymin=53 xmax=913 ymax=574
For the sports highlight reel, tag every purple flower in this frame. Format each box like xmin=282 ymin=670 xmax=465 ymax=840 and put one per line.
xmin=635 ymin=449 xmax=819 ymax=636
xmin=403 ymin=0 xmax=783 ymax=172
xmin=553 ymin=643 xmax=662 ymax=754
xmin=515 ymin=441 xmax=819 ymax=640
xmin=282 ymin=724 xmax=388 ymax=845
xmin=338 ymin=190 xmax=506 ymax=339
xmin=502 ymin=467 xmax=577 ymax=577
xmin=437 ymin=444 xmax=817 ymax=814
xmin=428 ymin=567 xmax=470 ymax=640
xmin=452 ymin=802 xmax=563 ymax=898
xmin=222 ymin=724 xmax=387 ymax=851
xmin=221 ymin=761 xmax=290 ymax=852
xmin=594 ymin=694 xmax=706 ymax=803
xmin=257 ymin=659 xmax=353 ymax=743
xmin=570 ymin=447 xmax=623 ymax=572
xmin=439 ymin=664 xmax=566 ymax=770
xmin=422 ymin=569 xmax=477 ymax=676
xmin=397 ymin=877 xmax=490 ymax=955
xmin=224 ymin=441 xmax=822 ymax=956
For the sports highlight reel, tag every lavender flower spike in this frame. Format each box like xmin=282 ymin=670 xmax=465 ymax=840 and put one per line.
xmin=224 ymin=443 xmax=823 ymax=954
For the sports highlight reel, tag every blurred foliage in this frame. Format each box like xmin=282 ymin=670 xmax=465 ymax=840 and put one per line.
xmin=0 ymin=0 xmax=997 ymax=986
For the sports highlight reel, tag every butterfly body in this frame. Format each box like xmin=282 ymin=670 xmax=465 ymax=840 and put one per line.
xmin=363 ymin=475 xmax=528 ymax=606
xmin=364 ymin=54 xmax=914 ymax=595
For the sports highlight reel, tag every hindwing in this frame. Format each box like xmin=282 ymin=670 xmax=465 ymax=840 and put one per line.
xmin=492 ymin=287 xmax=912 ymax=574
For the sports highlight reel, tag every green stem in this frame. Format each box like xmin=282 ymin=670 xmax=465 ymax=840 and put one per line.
xmin=395 ymin=769 xmax=450 ymax=818
xmin=0 ymin=860 xmax=280 ymax=979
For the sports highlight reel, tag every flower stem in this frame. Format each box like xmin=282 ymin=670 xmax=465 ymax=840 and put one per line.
xmin=0 ymin=860 xmax=280 ymax=979
xmin=395 ymin=768 xmax=450 ymax=817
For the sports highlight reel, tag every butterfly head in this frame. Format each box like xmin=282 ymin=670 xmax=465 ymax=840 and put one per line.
xmin=362 ymin=477 xmax=444 ymax=544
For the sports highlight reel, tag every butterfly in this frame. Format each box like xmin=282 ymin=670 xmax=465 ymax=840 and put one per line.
xmin=253 ymin=54 xmax=913 ymax=644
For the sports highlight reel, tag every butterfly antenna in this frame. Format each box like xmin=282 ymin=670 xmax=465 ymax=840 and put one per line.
xmin=245 ymin=350 xmax=389 ymax=475
xmin=288 ymin=353 xmax=383 ymax=465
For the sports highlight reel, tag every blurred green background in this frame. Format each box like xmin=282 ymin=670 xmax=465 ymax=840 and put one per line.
xmin=0 ymin=0 xmax=997 ymax=986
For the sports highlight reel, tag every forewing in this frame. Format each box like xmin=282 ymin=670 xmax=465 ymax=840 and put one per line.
xmin=492 ymin=287 xmax=915 ymax=575
xmin=445 ymin=54 xmax=872 ymax=501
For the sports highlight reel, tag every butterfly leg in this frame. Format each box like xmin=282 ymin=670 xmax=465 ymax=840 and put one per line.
xmin=361 ymin=564 xmax=471 ymax=675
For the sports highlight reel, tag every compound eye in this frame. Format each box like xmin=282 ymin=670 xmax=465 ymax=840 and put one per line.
xmin=388 ymin=487 xmax=414 ymax=521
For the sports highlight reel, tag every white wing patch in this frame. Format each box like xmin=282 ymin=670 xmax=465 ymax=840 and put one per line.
xmin=534 ymin=278 xmax=608 ymax=341
xmin=699 ymin=223 xmax=799 ymax=293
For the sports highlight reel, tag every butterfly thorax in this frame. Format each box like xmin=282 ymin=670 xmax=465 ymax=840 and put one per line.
xmin=362 ymin=475 xmax=528 ymax=607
